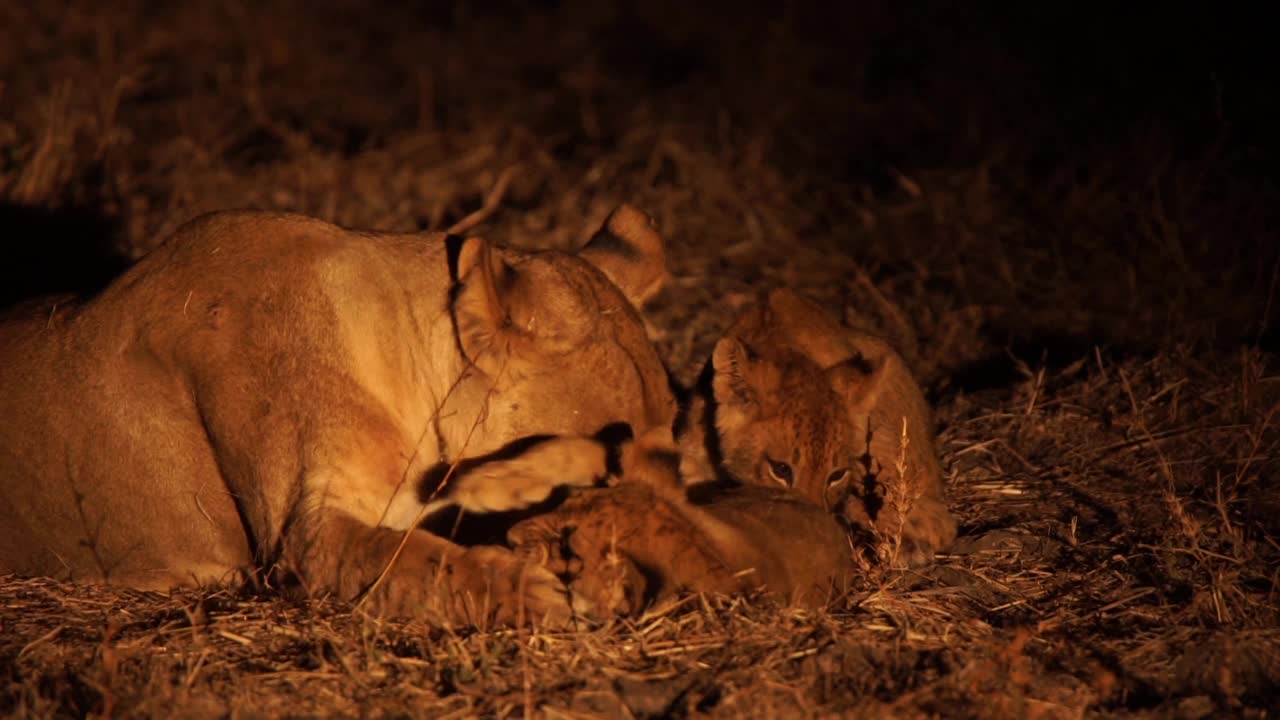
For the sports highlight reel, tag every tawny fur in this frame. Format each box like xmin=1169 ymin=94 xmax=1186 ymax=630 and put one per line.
xmin=508 ymin=429 xmax=855 ymax=613
xmin=508 ymin=288 xmax=957 ymax=612
xmin=0 ymin=204 xmax=676 ymax=627
xmin=685 ymin=289 xmax=958 ymax=567
xmin=509 ymin=483 xmax=857 ymax=614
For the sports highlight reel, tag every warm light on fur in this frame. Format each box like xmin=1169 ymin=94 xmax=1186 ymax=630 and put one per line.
xmin=0 ymin=205 xmax=676 ymax=627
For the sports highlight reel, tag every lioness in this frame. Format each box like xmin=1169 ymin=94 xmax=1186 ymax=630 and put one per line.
xmin=0 ymin=204 xmax=676 ymax=626
xmin=687 ymin=288 xmax=957 ymax=566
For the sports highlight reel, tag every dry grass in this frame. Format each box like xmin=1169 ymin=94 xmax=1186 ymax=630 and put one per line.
xmin=2 ymin=1 xmax=1278 ymax=717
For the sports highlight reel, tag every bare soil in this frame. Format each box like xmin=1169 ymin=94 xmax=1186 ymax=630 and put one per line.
xmin=2 ymin=2 xmax=1278 ymax=717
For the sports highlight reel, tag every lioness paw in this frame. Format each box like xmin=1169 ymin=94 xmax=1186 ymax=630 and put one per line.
xmin=449 ymin=437 xmax=608 ymax=513
xmin=617 ymin=425 xmax=682 ymax=490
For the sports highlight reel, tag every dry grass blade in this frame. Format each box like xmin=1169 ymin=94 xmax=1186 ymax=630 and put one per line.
xmin=446 ymin=165 xmax=519 ymax=236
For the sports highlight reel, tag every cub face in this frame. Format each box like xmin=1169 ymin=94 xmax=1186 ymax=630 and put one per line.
xmin=711 ymin=339 xmax=857 ymax=502
xmin=706 ymin=289 xmax=957 ymax=567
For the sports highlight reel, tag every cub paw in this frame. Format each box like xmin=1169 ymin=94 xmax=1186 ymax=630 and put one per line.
xmin=878 ymin=500 xmax=958 ymax=568
xmin=836 ymin=495 xmax=957 ymax=568
xmin=513 ymin=527 xmax=646 ymax=618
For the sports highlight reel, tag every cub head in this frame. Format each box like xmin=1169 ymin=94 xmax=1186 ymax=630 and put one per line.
xmin=449 ymin=204 xmax=677 ymax=451
xmin=717 ymin=288 xmax=954 ymax=566
xmin=710 ymin=337 xmax=860 ymax=502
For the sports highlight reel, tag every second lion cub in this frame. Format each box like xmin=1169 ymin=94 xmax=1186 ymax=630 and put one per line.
xmin=686 ymin=288 xmax=957 ymax=567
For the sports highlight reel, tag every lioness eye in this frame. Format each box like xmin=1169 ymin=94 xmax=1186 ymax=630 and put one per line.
xmin=767 ymin=459 xmax=794 ymax=487
xmin=827 ymin=468 xmax=850 ymax=486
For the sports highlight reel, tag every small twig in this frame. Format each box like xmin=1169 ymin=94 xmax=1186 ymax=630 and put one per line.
xmin=183 ymin=649 xmax=211 ymax=689
xmin=17 ymin=625 xmax=63 ymax=660
xmin=217 ymin=629 xmax=253 ymax=646
xmin=1093 ymin=587 xmax=1157 ymax=614
xmin=446 ymin=166 xmax=518 ymax=236
xmin=996 ymin=438 xmax=1041 ymax=474
xmin=371 ymin=364 xmax=472 ymax=530
xmin=1136 ymin=543 xmax=1244 ymax=565
xmin=1024 ymin=364 xmax=1046 ymax=416
xmin=952 ymin=439 xmax=999 ymax=457
xmin=1096 ymin=424 xmax=1247 ymax=456
xmin=356 ymin=353 xmax=507 ymax=611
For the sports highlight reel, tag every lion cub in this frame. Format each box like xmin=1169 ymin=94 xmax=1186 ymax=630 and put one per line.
xmin=687 ymin=288 xmax=957 ymax=567
xmin=508 ymin=289 xmax=956 ymax=611
xmin=507 ymin=428 xmax=855 ymax=613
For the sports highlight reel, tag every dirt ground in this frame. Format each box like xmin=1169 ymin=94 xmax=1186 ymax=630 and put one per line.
xmin=2 ymin=2 xmax=1278 ymax=717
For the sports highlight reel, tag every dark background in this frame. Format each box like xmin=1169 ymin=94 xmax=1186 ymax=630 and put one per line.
xmin=2 ymin=1 xmax=1276 ymax=356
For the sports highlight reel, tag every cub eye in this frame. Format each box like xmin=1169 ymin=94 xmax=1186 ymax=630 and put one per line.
xmin=767 ymin=458 xmax=794 ymax=487
xmin=827 ymin=468 xmax=851 ymax=487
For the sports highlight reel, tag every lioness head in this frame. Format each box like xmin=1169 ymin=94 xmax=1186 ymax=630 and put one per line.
xmin=448 ymin=205 xmax=677 ymax=452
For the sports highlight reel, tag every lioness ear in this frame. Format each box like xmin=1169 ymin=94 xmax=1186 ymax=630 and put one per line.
xmin=711 ymin=337 xmax=771 ymax=414
xmin=579 ymin=204 xmax=667 ymax=307
xmin=453 ymin=236 xmax=513 ymax=373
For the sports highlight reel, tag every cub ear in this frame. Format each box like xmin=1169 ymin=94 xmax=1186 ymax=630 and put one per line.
xmin=579 ymin=203 xmax=667 ymax=308
xmin=827 ymin=352 xmax=886 ymax=417
xmin=452 ymin=236 xmax=513 ymax=373
xmin=765 ymin=288 xmax=855 ymax=368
